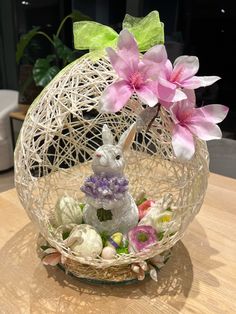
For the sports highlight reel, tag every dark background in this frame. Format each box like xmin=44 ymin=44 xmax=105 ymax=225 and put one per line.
xmin=0 ymin=0 xmax=235 ymax=137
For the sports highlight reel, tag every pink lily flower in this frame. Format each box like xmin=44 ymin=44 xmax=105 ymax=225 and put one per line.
xmin=157 ymin=55 xmax=221 ymax=108
xmin=170 ymin=97 xmax=229 ymax=160
xmin=100 ymin=29 xmax=170 ymax=112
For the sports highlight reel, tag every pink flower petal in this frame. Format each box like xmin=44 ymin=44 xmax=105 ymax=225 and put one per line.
xmin=117 ymin=29 xmax=139 ymax=72
xmin=172 ymin=124 xmax=195 ymax=160
xmin=172 ymin=56 xmax=199 ymax=82
xmin=183 ymin=89 xmax=196 ymax=106
xmin=197 ymin=76 xmax=221 ymax=87
xmin=159 ymin=100 xmax=173 ymax=110
xmin=136 ymin=82 xmax=158 ymax=107
xmin=157 ymin=87 xmax=187 ymax=110
xmin=143 ymin=44 xmax=167 ymax=62
xmin=172 ymin=89 xmax=188 ymax=102
xmin=42 ymin=252 xmax=61 ymax=266
xmin=100 ymin=80 xmax=133 ymax=112
xmin=187 ymin=121 xmax=222 ymax=140
xmin=159 ymin=60 xmax=173 ymax=80
xmin=106 ymin=47 xmax=131 ymax=80
xmin=170 ymin=101 xmax=193 ymax=123
xmin=179 ymin=76 xmax=202 ymax=89
xmin=198 ymin=104 xmax=229 ymax=123
xmin=156 ymin=78 xmax=176 ymax=102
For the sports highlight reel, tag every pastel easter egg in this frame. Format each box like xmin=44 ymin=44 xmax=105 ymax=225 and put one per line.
xmin=101 ymin=246 xmax=116 ymax=260
xmin=55 ymin=196 xmax=83 ymax=226
xmin=106 ymin=232 xmax=123 ymax=248
xmin=66 ymin=224 xmax=103 ymax=258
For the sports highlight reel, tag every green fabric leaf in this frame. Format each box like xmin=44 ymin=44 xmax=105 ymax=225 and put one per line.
xmin=123 ymin=11 xmax=165 ymax=51
xmin=16 ymin=26 xmax=40 ymax=64
xmin=33 ymin=57 xmax=60 ymax=87
xmin=53 ymin=36 xmax=76 ymax=64
xmin=73 ymin=21 xmax=118 ymax=51
xmin=73 ymin=10 xmax=164 ymax=54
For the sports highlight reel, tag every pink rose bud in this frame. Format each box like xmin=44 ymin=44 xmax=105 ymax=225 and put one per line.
xmin=138 ymin=199 xmax=155 ymax=219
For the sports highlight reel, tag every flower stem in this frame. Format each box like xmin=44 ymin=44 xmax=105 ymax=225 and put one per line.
xmin=146 ymin=103 xmax=161 ymax=132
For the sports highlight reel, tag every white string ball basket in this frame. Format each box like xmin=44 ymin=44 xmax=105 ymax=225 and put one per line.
xmin=14 ymin=53 xmax=209 ymax=283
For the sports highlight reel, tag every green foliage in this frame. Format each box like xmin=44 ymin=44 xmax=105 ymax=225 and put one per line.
xmin=157 ymin=231 xmax=165 ymax=241
xmin=33 ymin=56 xmax=60 ymax=87
xmin=53 ymin=36 xmax=76 ymax=65
xmin=116 ymin=240 xmax=129 ymax=255
xmin=136 ymin=195 xmax=147 ymax=206
xmin=100 ymin=231 xmax=110 ymax=247
xmin=16 ymin=10 xmax=91 ymax=88
xmin=16 ymin=26 xmax=40 ymax=64
xmin=116 ymin=246 xmax=129 ymax=254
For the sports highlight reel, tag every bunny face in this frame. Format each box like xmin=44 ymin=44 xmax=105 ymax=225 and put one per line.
xmin=92 ymin=145 xmax=125 ymax=176
xmin=91 ymin=123 xmax=136 ymax=176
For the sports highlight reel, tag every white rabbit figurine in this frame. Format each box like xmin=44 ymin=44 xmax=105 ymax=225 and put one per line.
xmin=81 ymin=123 xmax=139 ymax=235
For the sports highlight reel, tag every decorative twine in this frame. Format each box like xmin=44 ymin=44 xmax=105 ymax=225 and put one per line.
xmin=14 ymin=54 xmax=209 ymax=281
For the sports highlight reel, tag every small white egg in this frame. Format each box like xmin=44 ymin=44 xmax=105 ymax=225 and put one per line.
xmin=101 ymin=246 xmax=116 ymax=260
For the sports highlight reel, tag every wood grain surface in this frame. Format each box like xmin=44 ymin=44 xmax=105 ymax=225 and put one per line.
xmin=0 ymin=173 xmax=235 ymax=314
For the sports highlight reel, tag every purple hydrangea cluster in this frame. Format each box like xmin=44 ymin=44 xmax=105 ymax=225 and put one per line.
xmin=81 ymin=174 xmax=129 ymax=201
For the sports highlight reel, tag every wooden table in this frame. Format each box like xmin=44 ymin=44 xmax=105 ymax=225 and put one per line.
xmin=9 ymin=104 xmax=28 ymax=149
xmin=0 ymin=173 xmax=235 ymax=313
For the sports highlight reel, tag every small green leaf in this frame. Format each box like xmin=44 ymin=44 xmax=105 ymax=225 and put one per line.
xmin=136 ymin=195 xmax=147 ymax=206
xmin=33 ymin=58 xmax=60 ymax=87
xmin=16 ymin=26 xmax=40 ymax=64
xmin=116 ymin=240 xmax=129 ymax=254
xmin=100 ymin=231 xmax=109 ymax=247
xmin=157 ymin=231 xmax=165 ymax=241
xmin=116 ymin=247 xmax=129 ymax=254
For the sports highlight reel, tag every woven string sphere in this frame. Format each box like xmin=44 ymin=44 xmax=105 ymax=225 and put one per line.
xmin=14 ymin=54 xmax=209 ymax=280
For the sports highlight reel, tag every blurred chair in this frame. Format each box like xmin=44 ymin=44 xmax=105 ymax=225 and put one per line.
xmin=0 ymin=90 xmax=19 ymax=171
xmin=207 ymin=138 xmax=236 ymax=179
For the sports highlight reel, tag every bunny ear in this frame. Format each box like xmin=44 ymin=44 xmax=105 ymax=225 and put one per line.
xmin=118 ymin=123 xmax=136 ymax=151
xmin=102 ymin=124 xmax=114 ymax=145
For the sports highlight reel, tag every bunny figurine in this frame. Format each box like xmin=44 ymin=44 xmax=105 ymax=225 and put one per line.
xmin=81 ymin=123 xmax=139 ymax=235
